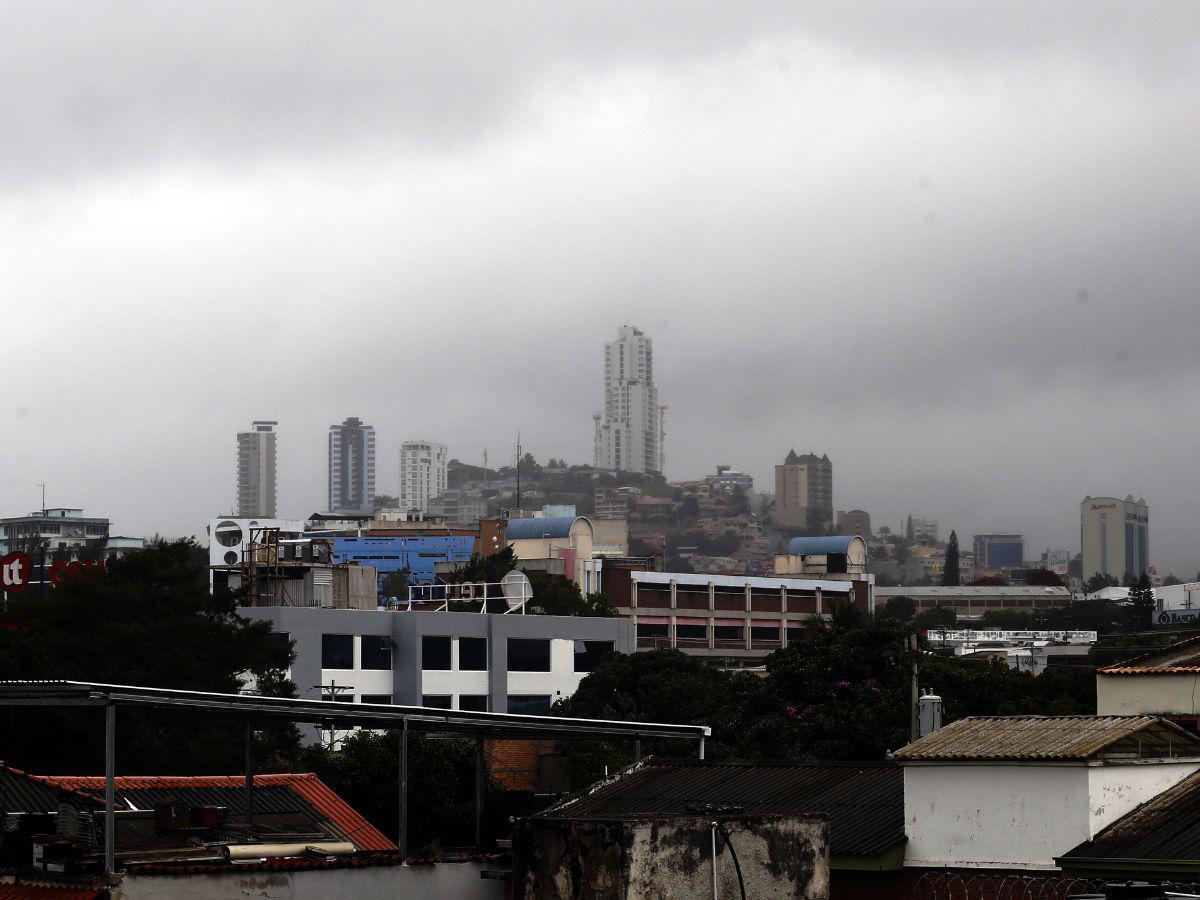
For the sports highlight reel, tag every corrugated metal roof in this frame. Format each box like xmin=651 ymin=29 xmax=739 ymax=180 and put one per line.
xmin=34 ymin=773 xmax=395 ymax=852
xmin=505 ymin=516 xmax=582 ymax=541
xmin=784 ymin=536 xmax=860 ymax=556
xmin=875 ymin=586 xmax=1071 ymax=597
xmin=892 ymin=716 xmax=1200 ymax=761
xmin=534 ymin=758 xmax=904 ymax=859
xmin=1098 ymin=633 xmax=1200 ymax=673
xmin=0 ymin=886 xmax=103 ymax=899
xmin=1060 ymin=769 xmax=1200 ymax=864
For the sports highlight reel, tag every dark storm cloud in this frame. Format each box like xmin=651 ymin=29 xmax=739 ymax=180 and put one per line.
xmin=3 ymin=2 xmax=1200 ymax=573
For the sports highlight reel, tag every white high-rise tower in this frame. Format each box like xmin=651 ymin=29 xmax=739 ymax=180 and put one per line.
xmin=399 ymin=441 xmax=448 ymax=515
xmin=593 ymin=325 xmax=661 ymax=474
xmin=236 ymin=420 xmax=278 ymax=517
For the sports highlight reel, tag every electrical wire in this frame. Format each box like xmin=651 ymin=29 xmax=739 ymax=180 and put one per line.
xmin=716 ymin=821 xmax=747 ymax=900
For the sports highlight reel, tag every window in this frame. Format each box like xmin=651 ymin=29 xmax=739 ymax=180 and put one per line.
xmin=573 ymin=640 xmax=614 ymax=673
xmin=507 ymin=695 xmax=552 ymax=715
xmin=422 ymin=694 xmax=452 ymax=709
xmin=361 ymin=694 xmax=392 ymax=705
xmin=507 ymin=638 xmax=551 ymax=672
xmin=361 ymin=635 xmax=393 ymax=670
xmin=322 ymin=691 xmax=354 ymax=703
xmin=675 ymin=624 xmax=706 ymax=641
xmin=714 ymin=625 xmax=743 ymax=641
xmin=751 ymin=626 xmax=779 ymax=643
xmin=322 ymin=634 xmax=354 ymax=669
xmin=422 ymin=635 xmax=451 ymax=670
xmin=459 ymin=637 xmax=488 ymax=671
xmin=459 ymin=694 xmax=489 ymax=712
xmin=636 ymin=622 xmax=668 ymax=638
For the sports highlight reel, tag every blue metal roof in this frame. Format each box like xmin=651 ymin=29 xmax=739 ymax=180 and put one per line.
xmin=785 ymin=535 xmax=860 ymax=556
xmin=505 ymin=516 xmax=579 ymax=541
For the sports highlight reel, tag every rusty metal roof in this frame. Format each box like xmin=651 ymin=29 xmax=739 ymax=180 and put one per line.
xmin=1060 ymin=769 xmax=1200 ymax=867
xmin=1098 ymin=633 xmax=1200 ymax=673
xmin=891 ymin=716 xmax=1200 ymax=762
xmin=533 ymin=758 xmax=904 ymax=859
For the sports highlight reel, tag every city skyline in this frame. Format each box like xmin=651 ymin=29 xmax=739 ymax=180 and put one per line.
xmin=2 ymin=4 xmax=1198 ymax=574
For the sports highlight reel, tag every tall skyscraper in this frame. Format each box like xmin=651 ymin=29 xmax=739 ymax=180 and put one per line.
xmin=327 ymin=417 xmax=376 ymax=516
xmin=399 ymin=441 xmax=448 ymax=515
xmin=236 ymin=421 xmax=277 ymax=517
xmin=1081 ymin=495 xmax=1149 ymax=582
xmin=774 ymin=450 xmax=833 ymax=532
xmin=593 ymin=325 xmax=661 ymax=474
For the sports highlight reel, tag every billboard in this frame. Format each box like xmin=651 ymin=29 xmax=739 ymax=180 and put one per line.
xmin=1152 ymin=609 xmax=1200 ymax=626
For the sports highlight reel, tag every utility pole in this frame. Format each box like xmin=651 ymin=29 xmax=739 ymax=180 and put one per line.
xmin=314 ymin=680 xmax=351 ymax=750
xmin=909 ymin=633 xmax=920 ymax=742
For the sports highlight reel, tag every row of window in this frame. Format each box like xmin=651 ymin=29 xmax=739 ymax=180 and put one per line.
xmin=319 ymin=633 xmax=615 ymax=674
xmin=318 ymin=691 xmax=550 ymax=714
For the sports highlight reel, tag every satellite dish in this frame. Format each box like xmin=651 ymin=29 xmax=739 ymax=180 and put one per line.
xmin=501 ymin=570 xmax=532 ymax=611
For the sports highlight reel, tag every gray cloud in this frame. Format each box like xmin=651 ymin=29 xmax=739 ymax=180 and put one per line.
xmin=2 ymin=2 xmax=1200 ymax=574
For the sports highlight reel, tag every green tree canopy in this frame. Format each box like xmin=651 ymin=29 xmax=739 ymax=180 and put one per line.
xmin=0 ymin=539 xmax=297 ymax=774
xmin=942 ymin=531 xmax=961 ymax=586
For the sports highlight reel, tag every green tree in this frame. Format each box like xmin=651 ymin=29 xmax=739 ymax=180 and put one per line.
xmin=914 ymin=605 xmax=957 ymax=629
xmin=446 ymin=547 xmax=518 ymax=585
xmin=1024 ymin=568 xmax=1064 ymax=586
xmin=1128 ymin=573 xmax=1155 ymax=626
xmin=380 ymin=567 xmax=412 ymax=601
xmin=298 ymin=729 xmax=505 ymax=851
xmin=942 ymin=531 xmax=960 ymax=586
xmin=0 ymin=539 xmax=298 ymax=774
xmin=1163 ymin=574 xmax=1183 ymax=586
xmin=876 ymin=596 xmax=916 ymax=622
xmin=1084 ymin=573 xmax=1119 ymax=594
xmin=675 ymin=495 xmax=701 ymax=523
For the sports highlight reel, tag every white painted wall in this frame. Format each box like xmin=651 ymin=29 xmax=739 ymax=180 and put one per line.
xmin=122 ymin=861 xmax=504 ymax=900
xmin=1096 ymin=673 xmax=1200 ymax=716
xmin=506 ymin=638 xmax=590 ymax=706
xmin=904 ymin=764 xmax=1091 ymax=870
xmin=1087 ymin=761 xmax=1200 ymax=834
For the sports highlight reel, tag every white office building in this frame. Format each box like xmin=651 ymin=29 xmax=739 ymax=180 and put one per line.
xmin=1081 ymin=495 xmax=1149 ymax=582
xmin=236 ymin=421 xmax=278 ymax=518
xmin=593 ymin=326 xmax=661 ymax=474
xmin=399 ymin=441 xmax=448 ymax=515
xmin=328 ymin=418 xmax=376 ymax=516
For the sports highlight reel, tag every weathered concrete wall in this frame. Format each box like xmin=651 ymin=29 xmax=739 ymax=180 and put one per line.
xmin=120 ymin=861 xmax=504 ymax=900
xmin=513 ymin=814 xmax=828 ymax=900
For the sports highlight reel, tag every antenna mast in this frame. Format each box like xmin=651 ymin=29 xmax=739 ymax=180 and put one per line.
xmin=515 ymin=433 xmax=522 ymax=513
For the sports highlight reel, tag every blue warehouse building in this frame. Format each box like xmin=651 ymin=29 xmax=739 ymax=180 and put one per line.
xmin=332 ymin=535 xmax=476 ymax=592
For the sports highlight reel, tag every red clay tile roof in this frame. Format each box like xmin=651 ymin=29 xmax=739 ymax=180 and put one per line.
xmin=32 ymin=773 xmax=394 ymax=852
xmin=1099 ymin=633 xmax=1200 ymax=672
xmin=0 ymin=885 xmax=103 ymax=899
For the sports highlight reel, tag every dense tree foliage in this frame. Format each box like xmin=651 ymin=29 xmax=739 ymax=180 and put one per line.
xmin=1084 ymin=573 xmax=1120 ymax=594
xmin=298 ymin=730 xmax=505 ymax=852
xmin=1025 ymin=568 xmax=1065 ymax=586
xmin=942 ymin=531 xmax=960 ymax=586
xmin=876 ymin=595 xmax=916 ymax=622
xmin=0 ymin=539 xmax=297 ymax=774
xmin=525 ymin=572 xmax=614 ymax=617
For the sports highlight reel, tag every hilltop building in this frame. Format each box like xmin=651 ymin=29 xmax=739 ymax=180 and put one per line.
xmin=236 ymin=420 xmax=277 ymax=517
xmin=593 ymin=325 xmax=661 ymax=474
xmin=774 ymin=450 xmax=832 ymax=531
xmin=328 ymin=417 xmax=375 ymax=516
xmin=1081 ymin=495 xmax=1149 ymax=582
xmin=836 ymin=509 xmax=872 ymax=538
xmin=399 ymin=440 xmax=448 ymax=515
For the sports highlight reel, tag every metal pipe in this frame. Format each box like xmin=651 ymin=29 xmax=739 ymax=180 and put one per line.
xmin=244 ymin=720 xmax=254 ymax=827
xmin=399 ymin=718 xmax=408 ymax=861
xmin=104 ymin=703 xmax=116 ymax=875
xmin=710 ymin=821 xmax=718 ymax=900
xmin=634 ymin=737 xmax=642 ymax=762
xmin=699 ymin=734 xmax=705 ymax=760
xmin=475 ymin=737 xmax=484 ymax=850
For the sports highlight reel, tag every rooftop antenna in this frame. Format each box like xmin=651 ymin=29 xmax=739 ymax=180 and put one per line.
xmin=515 ymin=433 xmax=522 ymax=514
xmin=483 ymin=447 xmax=489 ymax=485
xmin=39 ymin=482 xmax=46 ymax=514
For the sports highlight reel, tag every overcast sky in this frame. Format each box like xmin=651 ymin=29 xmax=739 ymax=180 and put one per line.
xmin=3 ymin=2 xmax=1200 ymax=574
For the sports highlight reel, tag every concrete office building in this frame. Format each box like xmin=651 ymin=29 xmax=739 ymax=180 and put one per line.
xmin=593 ymin=326 xmax=661 ymax=474
xmin=836 ymin=510 xmax=872 ymax=539
xmin=1081 ymin=495 xmax=1149 ymax=582
xmin=236 ymin=420 xmax=278 ymax=518
xmin=399 ymin=441 xmax=448 ymax=515
xmin=973 ymin=533 xmax=1025 ymax=570
xmin=0 ymin=508 xmax=111 ymax=556
xmin=774 ymin=451 xmax=833 ymax=531
xmin=328 ymin=417 xmax=376 ymax=516
xmin=427 ymin=488 xmax=486 ymax=526
xmin=239 ymin=605 xmax=633 ymax=717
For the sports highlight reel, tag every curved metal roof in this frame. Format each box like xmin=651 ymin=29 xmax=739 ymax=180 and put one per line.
xmin=785 ymin=535 xmax=861 ymax=556
xmin=505 ymin=516 xmax=582 ymax=541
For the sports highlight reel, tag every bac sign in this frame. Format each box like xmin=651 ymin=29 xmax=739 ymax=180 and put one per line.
xmin=1 ymin=552 xmax=32 ymax=594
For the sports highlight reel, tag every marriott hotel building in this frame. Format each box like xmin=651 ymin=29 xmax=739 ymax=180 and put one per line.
xmin=1081 ymin=495 xmax=1149 ymax=583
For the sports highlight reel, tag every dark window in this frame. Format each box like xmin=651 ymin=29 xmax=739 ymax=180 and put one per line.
xmin=636 ymin=623 xmax=668 ymax=638
xmin=422 ymin=695 xmax=452 ymax=709
xmin=322 ymin=634 xmax=354 ymax=669
xmin=675 ymin=624 xmax=707 ymax=640
xmin=714 ymin=625 xmax=743 ymax=641
xmin=361 ymin=635 xmax=393 ymax=670
xmin=751 ymin=626 xmax=779 ymax=642
xmin=459 ymin=637 xmax=488 ymax=671
xmin=422 ymin=635 xmax=451 ymax=670
xmin=459 ymin=694 xmax=489 ymax=712
xmin=322 ymin=691 xmax=354 ymax=703
xmin=361 ymin=694 xmax=392 ymax=705
xmin=507 ymin=638 xmax=551 ymax=672
xmin=507 ymin=695 xmax=552 ymax=715
xmin=573 ymin=640 xmax=614 ymax=673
